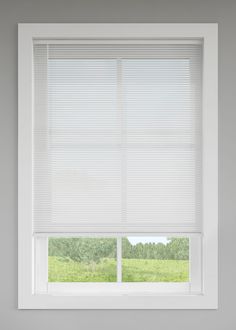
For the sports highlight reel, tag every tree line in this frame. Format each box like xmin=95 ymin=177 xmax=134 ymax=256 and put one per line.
xmin=49 ymin=237 xmax=189 ymax=263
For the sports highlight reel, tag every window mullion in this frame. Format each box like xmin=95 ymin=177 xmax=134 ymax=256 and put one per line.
xmin=117 ymin=237 xmax=122 ymax=283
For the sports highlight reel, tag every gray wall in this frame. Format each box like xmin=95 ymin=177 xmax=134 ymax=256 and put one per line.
xmin=0 ymin=0 xmax=235 ymax=329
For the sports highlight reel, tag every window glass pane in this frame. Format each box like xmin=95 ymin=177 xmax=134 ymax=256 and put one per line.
xmin=126 ymin=148 xmax=195 ymax=224
xmin=122 ymin=237 xmax=189 ymax=282
xmin=48 ymin=236 xmax=190 ymax=283
xmin=48 ymin=59 xmax=118 ymax=130
xmin=48 ymin=237 xmax=117 ymax=282
xmin=123 ymin=59 xmax=192 ymax=130
xmin=50 ymin=148 xmax=122 ymax=225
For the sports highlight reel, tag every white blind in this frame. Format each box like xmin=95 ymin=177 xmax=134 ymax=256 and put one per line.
xmin=33 ymin=42 xmax=202 ymax=233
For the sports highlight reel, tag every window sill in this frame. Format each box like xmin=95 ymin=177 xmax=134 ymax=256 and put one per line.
xmin=19 ymin=291 xmax=217 ymax=309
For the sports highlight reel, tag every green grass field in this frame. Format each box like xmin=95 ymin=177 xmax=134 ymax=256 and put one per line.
xmin=48 ymin=256 xmax=189 ymax=282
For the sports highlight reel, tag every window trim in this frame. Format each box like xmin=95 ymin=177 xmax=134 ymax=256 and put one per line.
xmin=18 ymin=23 xmax=218 ymax=309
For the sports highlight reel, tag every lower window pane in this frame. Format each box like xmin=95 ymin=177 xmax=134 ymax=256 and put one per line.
xmin=48 ymin=237 xmax=117 ymax=282
xmin=47 ymin=236 xmax=189 ymax=283
xmin=122 ymin=237 xmax=189 ymax=282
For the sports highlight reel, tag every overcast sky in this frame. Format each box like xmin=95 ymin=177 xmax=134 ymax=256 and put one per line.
xmin=127 ymin=237 xmax=169 ymax=246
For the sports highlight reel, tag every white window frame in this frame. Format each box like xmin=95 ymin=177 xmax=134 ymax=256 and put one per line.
xmin=35 ymin=234 xmax=202 ymax=296
xmin=18 ymin=23 xmax=218 ymax=309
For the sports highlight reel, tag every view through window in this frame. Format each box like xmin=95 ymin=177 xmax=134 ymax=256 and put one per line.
xmin=48 ymin=237 xmax=189 ymax=283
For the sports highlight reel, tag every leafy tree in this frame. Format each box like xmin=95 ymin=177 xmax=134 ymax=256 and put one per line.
xmin=122 ymin=238 xmax=133 ymax=258
xmin=49 ymin=237 xmax=189 ymax=264
xmin=49 ymin=237 xmax=116 ymax=263
xmin=166 ymin=237 xmax=189 ymax=260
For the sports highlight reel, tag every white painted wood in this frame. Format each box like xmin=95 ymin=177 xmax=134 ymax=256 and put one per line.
xmin=47 ymin=282 xmax=190 ymax=295
xmin=18 ymin=25 xmax=34 ymax=308
xmin=19 ymin=292 xmax=216 ymax=309
xmin=35 ymin=237 xmax=48 ymax=294
xmin=19 ymin=23 xmax=216 ymax=39
xmin=201 ymin=27 xmax=218 ymax=306
xmin=190 ymin=235 xmax=202 ymax=293
xmin=116 ymin=237 xmax=122 ymax=283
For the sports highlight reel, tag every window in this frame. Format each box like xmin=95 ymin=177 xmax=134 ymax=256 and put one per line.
xmin=18 ymin=24 xmax=218 ymax=309
xmin=48 ymin=237 xmax=189 ymax=284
